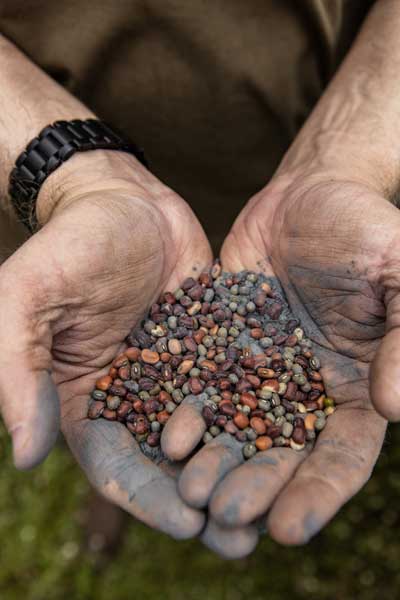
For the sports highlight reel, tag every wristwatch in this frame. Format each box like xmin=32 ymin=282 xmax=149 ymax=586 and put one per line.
xmin=8 ymin=119 xmax=147 ymax=232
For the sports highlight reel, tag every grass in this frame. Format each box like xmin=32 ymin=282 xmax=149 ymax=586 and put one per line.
xmin=1 ymin=420 xmax=400 ymax=600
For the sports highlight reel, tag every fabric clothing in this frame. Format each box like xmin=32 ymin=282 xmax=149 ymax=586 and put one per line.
xmin=0 ymin=0 xmax=373 ymax=251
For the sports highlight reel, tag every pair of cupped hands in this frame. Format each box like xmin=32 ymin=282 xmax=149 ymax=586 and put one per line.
xmin=0 ymin=147 xmax=398 ymax=558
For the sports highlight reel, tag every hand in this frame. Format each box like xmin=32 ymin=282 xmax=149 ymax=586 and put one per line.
xmin=163 ymin=171 xmax=392 ymax=547
xmin=0 ymin=150 xmax=213 ymax=540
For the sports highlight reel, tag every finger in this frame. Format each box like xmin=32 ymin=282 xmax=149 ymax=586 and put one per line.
xmin=0 ymin=262 xmax=60 ymax=469
xmin=201 ymin=517 xmax=259 ymax=559
xmin=64 ymin=412 xmax=205 ymax=540
xmin=161 ymin=394 xmax=207 ymax=461
xmin=370 ymin=325 xmax=400 ymax=421
xmin=267 ymin=407 xmax=386 ymax=545
xmin=178 ymin=433 xmax=244 ymax=508
xmin=210 ymin=446 xmax=309 ymax=527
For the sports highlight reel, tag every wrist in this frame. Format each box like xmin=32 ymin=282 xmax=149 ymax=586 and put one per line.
xmin=277 ymin=126 xmax=398 ymax=201
xmin=36 ymin=149 xmax=153 ymax=225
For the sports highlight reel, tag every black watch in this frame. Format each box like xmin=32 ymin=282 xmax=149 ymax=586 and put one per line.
xmin=8 ymin=119 xmax=148 ymax=232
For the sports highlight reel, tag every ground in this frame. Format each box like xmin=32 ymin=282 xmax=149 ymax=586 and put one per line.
xmin=1 ymin=421 xmax=399 ymax=600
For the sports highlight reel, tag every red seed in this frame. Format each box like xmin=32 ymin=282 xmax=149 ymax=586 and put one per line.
xmin=250 ymin=417 xmax=267 ymax=435
xmin=95 ymin=375 xmax=112 ymax=391
xmin=234 ymin=412 xmax=250 ymax=429
xmin=141 ymin=349 xmax=160 ymax=364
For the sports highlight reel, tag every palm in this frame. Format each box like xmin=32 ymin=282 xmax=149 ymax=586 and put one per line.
xmin=0 ymin=187 xmax=211 ymax=539
xmin=216 ymin=177 xmax=392 ymax=542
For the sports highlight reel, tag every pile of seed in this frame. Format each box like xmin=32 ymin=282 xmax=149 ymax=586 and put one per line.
xmin=88 ymin=261 xmax=335 ymax=460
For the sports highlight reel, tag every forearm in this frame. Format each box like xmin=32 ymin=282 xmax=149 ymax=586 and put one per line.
xmin=0 ymin=36 xmax=94 ymax=205
xmin=279 ymin=0 xmax=400 ymax=198
xmin=0 ymin=35 xmax=152 ymax=226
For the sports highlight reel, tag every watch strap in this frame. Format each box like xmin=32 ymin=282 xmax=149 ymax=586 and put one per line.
xmin=8 ymin=119 xmax=147 ymax=232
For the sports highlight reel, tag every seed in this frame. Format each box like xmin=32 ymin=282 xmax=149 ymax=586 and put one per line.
xmin=88 ymin=401 xmax=105 ymax=419
xmin=282 ymin=422 xmax=293 ymax=438
xmin=315 ymin=416 xmax=326 ymax=431
xmin=255 ymin=436 xmax=273 ymax=451
xmin=290 ymin=439 xmax=305 ymax=451
xmin=106 ymin=395 xmax=121 ymax=410
xmin=304 ymin=413 xmax=317 ymax=430
xmin=203 ymin=432 xmax=213 ymax=443
xmin=125 ymin=347 xmax=141 ymax=361
xmin=168 ymin=339 xmax=182 ymax=355
xmin=95 ymin=375 xmax=113 ymax=391
xmin=141 ymin=349 xmax=160 ymax=364
xmin=177 ymin=359 xmax=195 ymax=375
xmin=147 ymin=432 xmax=161 ymax=447
xmin=243 ymin=443 xmax=257 ymax=459
xmin=209 ymin=425 xmax=221 ymax=437
xmin=240 ymin=393 xmax=258 ymax=410
xmin=234 ymin=412 xmax=250 ymax=429
xmin=102 ymin=408 xmax=117 ymax=421
xmin=250 ymin=417 xmax=267 ymax=435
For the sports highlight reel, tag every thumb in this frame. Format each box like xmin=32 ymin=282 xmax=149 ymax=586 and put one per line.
xmin=0 ymin=257 xmax=60 ymax=470
xmin=370 ymin=293 xmax=400 ymax=421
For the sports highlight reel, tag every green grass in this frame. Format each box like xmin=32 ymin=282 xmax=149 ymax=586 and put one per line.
xmin=1 ymin=421 xmax=400 ymax=600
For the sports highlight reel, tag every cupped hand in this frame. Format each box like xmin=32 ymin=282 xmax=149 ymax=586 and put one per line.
xmin=0 ymin=150 xmax=213 ymax=539
xmin=163 ymin=171 xmax=397 ymax=546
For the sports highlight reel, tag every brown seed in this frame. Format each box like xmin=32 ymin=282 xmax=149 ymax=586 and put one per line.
xmin=284 ymin=381 xmax=298 ymax=401
xmin=125 ymin=347 xmax=141 ymax=361
xmin=88 ymin=401 xmax=104 ymax=419
xmin=135 ymin=417 xmax=150 ymax=435
xmin=193 ymin=329 xmax=206 ymax=344
xmin=285 ymin=335 xmax=298 ymax=347
xmin=236 ymin=379 xmax=252 ymax=393
xmin=250 ymin=328 xmax=263 ymax=339
xmin=260 ymin=282 xmax=272 ymax=295
xmin=189 ymin=377 xmax=203 ymax=394
xmin=108 ymin=367 xmax=118 ymax=378
xmin=102 ymin=408 xmax=117 ymax=421
xmin=133 ymin=399 xmax=144 ymax=413
xmin=255 ymin=436 xmax=273 ymax=451
xmin=292 ymin=426 xmax=305 ymax=445
xmin=257 ymin=368 xmax=275 ymax=379
xmin=113 ymin=353 xmax=129 ymax=368
xmin=261 ymin=379 xmax=279 ymax=393
xmin=164 ymin=292 xmax=176 ymax=305
xmin=199 ymin=272 xmax=213 ymax=287
xmin=219 ymin=402 xmax=236 ymax=417
xmin=160 ymin=352 xmax=171 ymax=363
xmin=254 ymin=291 xmax=267 ymax=307
xmin=141 ymin=349 xmax=160 ymax=364
xmin=183 ymin=336 xmax=197 ymax=352
xmin=309 ymin=370 xmax=323 ymax=382
xmin=118 ymin=365 xmax=130 ymax=380
xmin=187 ymin=301 xmax=202 ymax=316
xmin=202 ymin=360 xmax=218 ymax=373
xmin=304 ymin=413 xmax=317 ymax=430
xmin=250 ymin=417 xmax=267 ymax=435
xmin=268 ymin=303 xmax=282 ymax=320
xmin=224 ymin=421 xmax=238 ymax=435
xmin=240 ymin=393 xmax=258 ymax=410
xmin=233 ymin=412 xmax=250 ymax=429
xmin=117 ymin=401 xmax=132 ymax=419
xmin=159 ymin=391 xmax=172 ymax=404
xmin=215 ymin=415 xmax=228 ymax=427
xmin=246 ymin=374 xmax=261 ymax=388
xmin=267 ymin=425 xmax=282 ymax=439
xmin=95 ymin=375 xmax=113 ymax=391
xmin=168 ymin=339 xmax=182 ymax=355
xmin=235 ymin=430 xmax=247 ymax=443
xmin=147 ymin=432 xmax=161 ymax=447
xmin=157 ymin=410 xmax=170 ymax=424
xmin=178 ymin=359 xmax=195 ymax=375
xmin=202 ymin=406 xmax=216 ymax=427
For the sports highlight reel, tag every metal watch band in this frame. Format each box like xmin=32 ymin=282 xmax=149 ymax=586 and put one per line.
xmin=8 ymin=119 xmax=148 ymax=232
